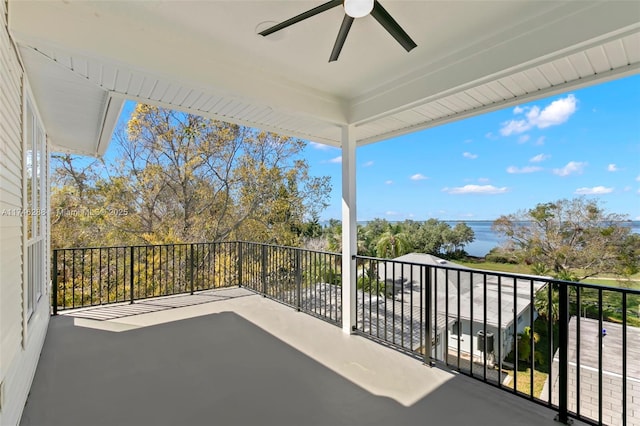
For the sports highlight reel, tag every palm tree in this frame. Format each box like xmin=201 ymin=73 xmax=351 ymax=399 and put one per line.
xmin=530 ymin=262 xmax=549 ymax=276
xmin=357 ymin=225 xmax=377 ymax=256
xmin=375 ymin=224 xmax=411 ymax=258
xmin=534 ymin=284 xmax=559 ymax=323
xmin=518 ymin=326 xmax=540 ymax=363
xmin=326 ymin=221 xmax=342 ymax=252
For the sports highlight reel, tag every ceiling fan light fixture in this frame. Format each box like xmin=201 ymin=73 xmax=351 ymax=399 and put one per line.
xmin=343 ymin=0 xmax=374 ymax=18
xmin=259 ymin=0 xmax=416 ymax=62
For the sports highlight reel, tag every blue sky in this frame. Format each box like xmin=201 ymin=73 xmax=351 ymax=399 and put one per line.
xmin=111 ymin=75 xmax=639 ymax=222
xmin=304 ymin=75 xmax=640 ymax=221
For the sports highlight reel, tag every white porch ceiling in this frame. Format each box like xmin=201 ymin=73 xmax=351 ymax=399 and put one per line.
xmin=8 ymin=0 xmax=640 ymax=155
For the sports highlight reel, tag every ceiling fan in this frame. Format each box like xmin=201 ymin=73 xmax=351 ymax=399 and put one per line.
xmin=259 ymin=0 xmax=417 ymax=62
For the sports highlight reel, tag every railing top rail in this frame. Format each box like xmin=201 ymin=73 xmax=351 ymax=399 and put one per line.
xmin=51 ymin=243 xmax=639 ymax=294
xmin=53 ymin=241 xmax=342 ymax=257
xmin=236 ymin=241 xmax=341 ymax=256
xmin=354 ymin=254 xmax=640 ymax=295
xmin=52 ymin=241 xmax=240 ymax=252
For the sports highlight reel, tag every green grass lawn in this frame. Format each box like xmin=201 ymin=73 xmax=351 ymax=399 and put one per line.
xmin=457 ymin=257 xmax=640 ymax=392
xmin=582 ymin=278 xmax=640 ymax=289
xmin=502 ymin=318 xmax=555 ymax=399
xmin=504 ymin=368 xmax=548 ymax=399
xmin=456 ymin=260 xmax=531 ymax=275
xmin=458 ymin=259 xmax=640 ymax=289
xmin=459 ymin=258 xmax=640 ymax=327
xmin=593 ymin=271 xmax=640 ymax=281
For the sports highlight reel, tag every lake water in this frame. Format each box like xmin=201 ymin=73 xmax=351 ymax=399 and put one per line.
xmin=445 ymin=221 xmax=501 ymax=257
xmin=447 ymin=220 xmax=640 ymax=257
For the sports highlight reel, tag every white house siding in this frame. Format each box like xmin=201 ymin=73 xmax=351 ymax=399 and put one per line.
xmin=0 ymin=1 xmax=50 ymax=424
xmin=448 ymin=321 xmax=500 ymax=360
xmin=447 ymin=305 xmax=537 ymax=364
xmin=0 ymin=0 xmax=24 ymax=395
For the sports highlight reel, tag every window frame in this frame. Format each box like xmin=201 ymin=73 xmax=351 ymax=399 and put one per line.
xmin=23 ymin=92 xmax=47 ymax=320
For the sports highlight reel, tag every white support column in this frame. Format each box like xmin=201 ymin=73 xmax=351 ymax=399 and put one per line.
xmin=341 ymin=125 xmax=357 ymax=334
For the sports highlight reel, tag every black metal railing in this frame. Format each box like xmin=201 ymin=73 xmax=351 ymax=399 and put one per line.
xmin=354 ymin=254 xmax=639 ymax=426
xmin=51 ymin=243 xmax=638 ymax=425
xmin=52 ymin=242 xmax=238 ymax=311
xmin=52 ymin=242 xmax=342 ymax=326
xmin=237 ymin=242 xmax=342 ymax=325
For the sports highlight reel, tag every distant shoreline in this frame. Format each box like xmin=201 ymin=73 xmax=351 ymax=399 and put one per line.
xmin=323 ymin=219 xmax=640 ymax=226
xmin=320 ymin=219 xmax=640 ymax=257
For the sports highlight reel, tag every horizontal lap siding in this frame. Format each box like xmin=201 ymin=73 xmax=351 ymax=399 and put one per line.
xmin=1 ymin=2 xmax=52 ymax=423
xmin=0 ymin=0 xmax=24 ymax=379
xmin=0 ymin=1 xmax=38 ymax=425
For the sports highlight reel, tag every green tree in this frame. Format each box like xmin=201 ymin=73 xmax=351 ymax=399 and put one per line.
xmin=615 ymin=233 xmax=640 ymax=279
xmin=351 ymin=218 xmax=476 ymax=258
xmin=325 ymin=219 xmax=342 ymax=252
xmin=443 ymin=222 xmax=475 ymax=256
xmin=301 ymin=212 xmax=323 ymax=239
xmin=375 ymin=224 xmax=411 ymax=258
xmin=50 ymin=154 xmax=109 ymax=248
xmin=492 ymin=198 xmax=636 ymax=281
xmin=357 ymin=218 xmax=391 ymax=256
xmin=518 ymin=326 xmax=541 ymax=363
xmin=51 ymin=104 xmax=331 ymax=247
xmin=357 ymin=264 xmax=385 ymax=296
xmin=400 ymin=219 xmax=422 ymax=251
xmin=413 ymin=219 xmax=450 ymax=255
xmin=530 ymin=262 xmax=550 ymax=276
xmin=534 ymin=286 xmax=559 ymax=323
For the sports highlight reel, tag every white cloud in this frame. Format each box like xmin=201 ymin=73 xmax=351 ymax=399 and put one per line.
xmin=443 ymin=185 xmax=508 ymax=194
xmin=623 ymin=186 xmax=632 ymax=192
xmin=385 ymin=180 xmax=394 ymax=185
xmin=362 ymin=160 xmax=374 ymax=167
xmin=637 ymin=175 xmax=640 ymax=182
xmin=535 ymin=136 xmax=546 ymax=145
xmin=410 ymin=173 xmax=428 ymax=181
xmin=328 ymin=156 xmax=342 ymax=164
xmin=518 ymin=135 xmax=530 ymax=144
xmin=309 ymin=141 xmax=336 ymax=151
xmin=574 ymin=186 xmax=614 ymax=195
xmin=478 ymin=177 xmax=490 ymax=183
xmin=530 ymin=154 xmax=550 ymax=163
xmin=506 ymin=166 xmax=542 ymax=174
xmin=385 ymin=211 xmax=399 ymax=216
xmin=463 ymin=152 xmax=478 ymax=159
xmin=500 ymin=120 xmax=529 ymax=136
xmin=500 ymin=95 xmax=577 ymax=136
xmin=607 ymin=164 xmax=618 ymax=172
xmin=485 ymin=132 xmax=498 ymax=140
xmin=534 ymin=94 xmax=578 ymax=128
xmin=553 ymin=161 xmax=587 ymax=177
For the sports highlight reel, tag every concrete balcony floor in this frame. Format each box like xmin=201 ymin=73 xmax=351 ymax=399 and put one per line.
xmin=21 ymin=287 xmax=580 ymax=426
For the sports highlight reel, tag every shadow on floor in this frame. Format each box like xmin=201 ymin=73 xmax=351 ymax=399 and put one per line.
xmin=21 ymin=311 xmax=561 ymax=426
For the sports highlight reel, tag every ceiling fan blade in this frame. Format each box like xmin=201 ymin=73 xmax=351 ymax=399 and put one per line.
xmin=329 ymin=15 xmax=355 ymax=62
xmin=259 ymin=0 xmax=343 ymax=36
xmin=370 ymin=1 xmax=417 ymax=52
